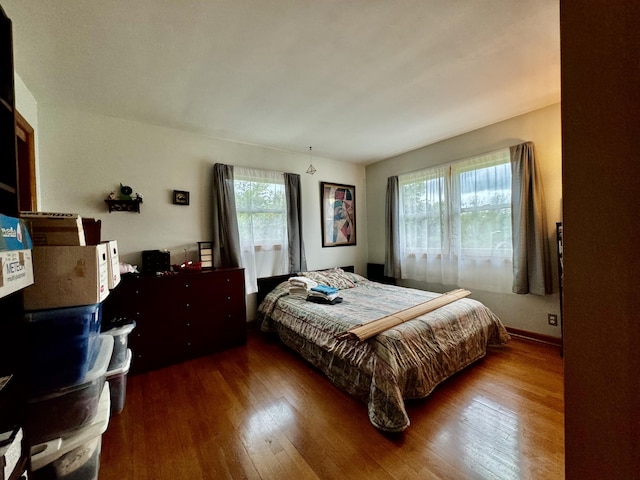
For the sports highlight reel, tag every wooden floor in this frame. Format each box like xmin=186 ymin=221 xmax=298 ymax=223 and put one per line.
xmin=100 ymin=330 xmax=564 ymax=480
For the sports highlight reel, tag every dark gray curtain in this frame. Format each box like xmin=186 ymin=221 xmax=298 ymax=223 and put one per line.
xmin=510 ymin=142 xmax=552 ymax=295
xmin=384 ymin=175 xmax=401 ymax=278
xmin=284 ymin=173 xmax=307 ymax=273
xmin=211 ymin=163 xmax=241 ymax=268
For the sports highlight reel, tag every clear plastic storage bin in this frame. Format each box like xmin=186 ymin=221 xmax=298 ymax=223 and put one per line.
xmin=102 ymin=320 xmax=135 ymax=371
xmin=26 ymin=335 xmax=113 ymax=445
xmin=105 ymin=348 xmax=131 ymax=416
xmin=30 ymin=383 xmax=110 ymax=480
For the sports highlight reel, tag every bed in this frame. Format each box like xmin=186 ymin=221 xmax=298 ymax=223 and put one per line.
xmin=257 ymin=267 xmax=510 ymax=432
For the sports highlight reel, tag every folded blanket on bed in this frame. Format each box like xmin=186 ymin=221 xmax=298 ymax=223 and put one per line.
xmin=307 ymin=295 xmax=343 ymax=305
xmin=310 ymin=284 xmax=339 ymax=295
xmin=288 ymin=276 xmax=318 ymax=298
xmin=288 ymin=276 xmax=318 ymax=289
xmin=309 ymin=284 xmax=340 ymax=302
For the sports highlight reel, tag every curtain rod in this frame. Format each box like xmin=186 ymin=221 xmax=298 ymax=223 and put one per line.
xmin=216 ymin=162 xmax=292 ymax=177
xmin=396 ymin=141 xmax=529 ymax=178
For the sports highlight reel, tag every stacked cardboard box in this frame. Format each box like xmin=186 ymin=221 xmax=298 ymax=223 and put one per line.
xmin=19 ymin=213 xmax=121 ymax=310
xmin=19 ymin=212 xmax=85 ymax=247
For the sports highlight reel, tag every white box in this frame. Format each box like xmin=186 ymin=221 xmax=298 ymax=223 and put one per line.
xmin=0 ymin=249 xmax=34 ymax=299
xmin=20 ymin=212 xmax=86 ymax=247
xmin=102 ymin=240 xmax=120 ymax=289
xmin=23 ymin=244 xmax=109 ymax=310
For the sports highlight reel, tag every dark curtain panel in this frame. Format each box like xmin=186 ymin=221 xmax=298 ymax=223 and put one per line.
xmin=211 ymin=163 xmax=241 ymax=268
xmin=384 ymin=175 xmax=401 ymax=278
xmin=510 ymin=142 xmax=552 ymax=295
xmin=284 ymin=172 xmax=307 ymax=272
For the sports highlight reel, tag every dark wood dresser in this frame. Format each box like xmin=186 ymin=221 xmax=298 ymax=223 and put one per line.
xmin=103 ymin=268 xmax=246 ymax=375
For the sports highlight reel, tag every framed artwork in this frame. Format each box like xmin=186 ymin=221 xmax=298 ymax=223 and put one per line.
xmin=173 ymin=190 xmax=190 ymax=205
xmin=320 ymin=182 xmax=356 ymax=247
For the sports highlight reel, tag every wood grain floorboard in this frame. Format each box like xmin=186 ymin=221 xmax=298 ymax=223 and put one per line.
xmin=100 ymin=330 xmax=564 ymax=480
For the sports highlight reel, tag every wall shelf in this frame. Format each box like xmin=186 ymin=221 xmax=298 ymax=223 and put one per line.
xmin=105 ymin=198 xmax=142 ymax=213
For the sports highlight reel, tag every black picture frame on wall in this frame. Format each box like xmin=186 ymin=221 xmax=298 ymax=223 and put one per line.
xmin=320 ymin=181 xmax=356 ymax=247
xmin=173 ymin=190 xmax=190 ymax=205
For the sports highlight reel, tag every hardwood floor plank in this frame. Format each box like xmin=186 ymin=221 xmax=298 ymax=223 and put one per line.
xmin=100 ymin=332 xmax=564 ymax=480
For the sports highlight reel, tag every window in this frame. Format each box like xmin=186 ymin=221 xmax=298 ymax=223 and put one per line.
xmin=398 ymin=149 xmax=513 ymax=293
xmin=234 ymin=167 xmax=288 ymax=293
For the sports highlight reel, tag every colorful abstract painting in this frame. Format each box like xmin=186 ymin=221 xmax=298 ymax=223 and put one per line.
xmin=321 ymin=182 xmax=356 ymax=247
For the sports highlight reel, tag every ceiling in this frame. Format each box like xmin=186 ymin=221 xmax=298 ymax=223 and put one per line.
xmin=2 ymin=0 xmax=560 ymax=165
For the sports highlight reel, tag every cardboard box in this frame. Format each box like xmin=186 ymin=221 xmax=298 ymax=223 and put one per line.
xmin=102 ymin=240 xmax=121 ymax=289
xmin=0 ymin=214 xmax=33 ymax=252
xmin=0 ymin=249 xmax=34 ymax=299
xmin=23 ymin=245 xmax=109 ymax=310
xmin=20 ymin=212 xmax=86 ymax=247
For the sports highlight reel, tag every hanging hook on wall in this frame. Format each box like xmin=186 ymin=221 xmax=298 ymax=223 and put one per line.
xmin=306 ymin=146 xmax=317 ymax=175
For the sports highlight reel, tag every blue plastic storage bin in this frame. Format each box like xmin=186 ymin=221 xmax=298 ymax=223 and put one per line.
xmin=23 ymin=303 xmax=103 ymax=393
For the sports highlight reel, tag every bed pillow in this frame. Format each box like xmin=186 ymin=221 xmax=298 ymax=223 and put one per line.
xmin=301 ymin=268 xmax=356 ymax=289
xmin=342 ymin=271 xmax=367 ymax=284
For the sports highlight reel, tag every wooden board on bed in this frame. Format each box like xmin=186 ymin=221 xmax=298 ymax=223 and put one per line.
xmin=256 ymin=266 xmax=354 ymax=305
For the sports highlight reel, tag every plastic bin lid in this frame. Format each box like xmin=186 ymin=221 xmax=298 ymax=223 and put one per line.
xmin=106 ymin=349 xmax=132 ymax=377
xmin=22 ymin=302 xmax=102 ymax=321
xmin=102 ymin=320 xmax=136 ymax=336
xmin=28 ymin=334 xmax=114 ymax=403
xmin=30 ymin=383 xmax=111 ymax=470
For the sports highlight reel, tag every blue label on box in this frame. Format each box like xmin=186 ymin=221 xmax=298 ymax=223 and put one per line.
xmin=0 ymin=214 xmax=33 ymax=251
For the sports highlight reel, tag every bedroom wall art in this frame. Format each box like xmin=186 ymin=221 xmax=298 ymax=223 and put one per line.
xmin=320 ymin=181 xmax=356 ymax=247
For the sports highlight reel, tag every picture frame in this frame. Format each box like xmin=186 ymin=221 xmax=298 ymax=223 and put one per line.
xmin=320 ymin=181 xmax=356 ymax=247
xmin=173 ymin=190 xmax=190 ymax=205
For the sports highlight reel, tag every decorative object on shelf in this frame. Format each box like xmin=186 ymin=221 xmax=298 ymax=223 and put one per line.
xmin=105 ymin=183 xmax=143 ymax=213
xmin=173 ymin=190 xmax=190 ymax=205
xmin=119 ymin=183 xmax=133 ymax=200
xmin=198 ymin=241 xmax=213 ymax=268
xmin=306 ymin=146 xmax=316 ymax=175
xmin=320 ymin=181 xmax=356 ymax=247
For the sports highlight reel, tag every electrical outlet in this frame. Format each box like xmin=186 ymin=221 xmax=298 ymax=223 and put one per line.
xmin=548 ymin=313 xmax=558 ymax=326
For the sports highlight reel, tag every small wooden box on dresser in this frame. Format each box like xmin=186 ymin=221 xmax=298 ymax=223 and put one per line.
xmin=102 ymin=268 xmax=246 ymax=375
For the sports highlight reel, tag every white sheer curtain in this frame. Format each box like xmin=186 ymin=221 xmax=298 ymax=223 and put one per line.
xmin=234 ymin=167 xmax=288 ymax=294
xmin=398 ymin=149 xmax=513 ymax=293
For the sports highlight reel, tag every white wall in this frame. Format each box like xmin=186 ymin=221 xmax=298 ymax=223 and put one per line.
xmin=17 ymin=75 xmax=561 ymax=335
xmin=366 ymin=104 xmax=563 ymax=337
xmin=29 ymin=102 xmax=367 ymax=319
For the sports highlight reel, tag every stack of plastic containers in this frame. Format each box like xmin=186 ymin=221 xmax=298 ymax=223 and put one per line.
xmin=22 ymin=303 xmax=113 ymax=480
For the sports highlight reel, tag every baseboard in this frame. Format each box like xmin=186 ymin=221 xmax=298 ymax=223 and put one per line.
xmin=506 ymin=327 xmax=562 ymax=348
